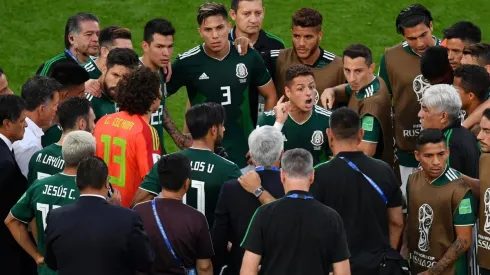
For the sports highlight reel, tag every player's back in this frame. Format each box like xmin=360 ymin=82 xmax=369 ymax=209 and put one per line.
xmin=94 ymin=111 xmax=161 ymax=207
xmin=11 ymin=173 xmax=79 ymax=275
xmin=180 ymin=148 xmax=242 ymax=225
xmin=27 ymin=143 xmax=65 ymax=187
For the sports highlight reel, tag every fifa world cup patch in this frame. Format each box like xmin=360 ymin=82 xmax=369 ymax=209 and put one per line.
xmin=311 ymin=130 xmax=324 ymax=150
xmin=362 ymin=116 xmax=374 ymax=131
xmin=459 ymin=198 xmax=472 ymax=214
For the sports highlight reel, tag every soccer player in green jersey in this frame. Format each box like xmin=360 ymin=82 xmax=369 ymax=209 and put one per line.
xmin=95 ymin=26 xmax=133 ymax=75
xmin=41 ymin=62 xmax=90 ymax=147
xmin=132 ymin=103 xmax=242 ymax=225
xmin=37 ymin=12 xmax=102 ymax=79
xmin=257 ymin=64 xmax=331 ymax=165
xmin=28 ymin=97 xmax=95 ymax=187
xmin=139 ymin=18 xmax=191 ymax=153
xmin=86 ymin=48 xmax=140 ymax=122
xmin=167 ymin=2 xmax=277 ymax=169
xmin=5 ymin=130 xmax=96 ymax=275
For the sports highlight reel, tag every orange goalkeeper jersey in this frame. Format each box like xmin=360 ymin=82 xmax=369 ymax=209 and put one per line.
xmin=94 ymin=111 xmax=161 ymax=207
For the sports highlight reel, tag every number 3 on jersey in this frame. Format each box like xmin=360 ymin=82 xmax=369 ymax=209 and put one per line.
xmin=183 ymin=180 xmax=205 ymax=214
xmin=100 ymin=134 xmax=127 ymax=187
xmin=221 ymin=86 xmax=231 ymax=106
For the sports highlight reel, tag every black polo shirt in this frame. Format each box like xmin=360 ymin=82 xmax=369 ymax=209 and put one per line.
xmin=241 ymin=190 xmax=350 ymax=275
xmin=443 ymin=119 xmax=480 ymax=178
xmin=228 ymin=27 xmax=285 ymax=125
xmin=311 ymin=151 xmax=403 ymax=271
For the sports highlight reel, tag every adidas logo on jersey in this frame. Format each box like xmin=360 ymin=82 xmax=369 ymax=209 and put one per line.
xmin=199 ymin=73 xmax=209 ymax=80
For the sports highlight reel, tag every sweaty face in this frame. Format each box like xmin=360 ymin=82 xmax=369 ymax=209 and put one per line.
xmin=0 ymin=74 xmax=13 ymax=95
xmin=285 ymin=75 xmax=316 ymax=112
xmin=144 ymin=34 xmax=174 ymax=68
xmin=40 ymin=92 xmax=60 ymax=127
xmin=292 ymin=26 xmax=322 ymax=60
xmin=343 ymin=56 xmax=374 ymax=92
xmin=402 ymin=22 xmax=434 ymax=56
xmin=72 ymin=20 xmax=100 ymax=56
xmin=199 ymin=15 xmax=230 ymax=53
xmin=103 ymin=65 xmax=131 ymax=99
xmin=232 ymin=0 xmax=264 ymax=36
xmin=446 ymin=38 xmax=466 ymax=70
xmin=418 ymin=105 xmax=444 ymax=130
xmin=478 ymin=116 xmax=490 ymax=152
xmin=415 ymin=142 xmax=449 ymax=179
xmin=453 ymin=77 xmax=472 ymax=110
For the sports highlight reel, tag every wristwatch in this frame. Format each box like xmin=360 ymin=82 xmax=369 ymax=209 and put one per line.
xmin=253 ymin=186 xmax=265 ymax=198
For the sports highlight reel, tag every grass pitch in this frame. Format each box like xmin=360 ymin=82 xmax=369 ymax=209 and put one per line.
xmin=2 ymin=0 xmax=489 ymax=153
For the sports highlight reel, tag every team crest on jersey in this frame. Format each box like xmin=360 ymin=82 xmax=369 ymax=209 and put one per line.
xmin=311 ymin=130 xmax=324 ymax=150
xmin=236 ymin=63 xmax=248 ymax=81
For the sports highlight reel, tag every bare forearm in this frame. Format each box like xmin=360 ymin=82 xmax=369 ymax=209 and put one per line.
xmin=389 ymin=223 xmax=403 ymax=249
xmin=7 ymin=221 xmax=40 ymax=260
xmin=162 ymin=107 xmax=192 ymax=149
xmin=461 ymin=174 xmax=480 ymax=198
xmin=264 ymin=93 xmax=276 ymax=111
xmin=462 ymin=99 xmax=490 ymax=128
xmin=427 ymin=237 xmax=470 ymax=275
xmin=258 ymin=191 xmax=276 ymax=205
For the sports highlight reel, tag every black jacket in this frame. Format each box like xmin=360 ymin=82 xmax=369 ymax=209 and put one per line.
xmin=45 ymin=196 xmax=154 ymax=275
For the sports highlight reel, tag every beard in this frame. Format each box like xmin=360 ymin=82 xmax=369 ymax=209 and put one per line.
xmin=215 ymin=133 xmax=224 ymax=147
xmin=103 ymin=80 xmax=116 ymax=100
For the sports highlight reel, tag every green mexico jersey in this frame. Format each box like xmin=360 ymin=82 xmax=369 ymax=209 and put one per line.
xmin=11 ymin=173 xmax=79 ymax=275
xmin=86 ymin=92 xmax=118 ymax=123
xmin=37 ymin=52 xmax=102 ymax=79
xmin=41 ymin=124 xmax=62 ymax=148
xmin=140 ymin=58 xmax=167 ymax=153
xmin=257 ymin=105 xmax=332 ymax=165
xmin=167 ymin=43 xmax=272 ymax=168
xmin=139 ymin=147 xmax=242 ymax=225
xmin=27 ymin=144 xmax=64 ymax=187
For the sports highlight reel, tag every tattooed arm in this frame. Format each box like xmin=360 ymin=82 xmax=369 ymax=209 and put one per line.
xmin=422 ymin=226 xmax=472 ymax=275
xmin=162 ymin=107 xmax=192 ymax=150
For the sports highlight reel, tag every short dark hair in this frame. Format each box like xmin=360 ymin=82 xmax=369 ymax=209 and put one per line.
xmin=185 ymin=103 xmax=226 ymax=140
xmin=116 ymin=67 xmax=160 ymax=116
xmin=343 ymin=44 xmax=373 ymax=66
xmin=76 ymin=156 xmax=108 ymax=191
xmin=483 ymin=108 xmax=490 ymax=121
xmin=285 ymin=65 xmax=315 ymax=87
xmin=230 ymin=0 xmax=262 ymax=11
xmin=420 ymin=46 xmax=452 ymax=83
xmin=99 ymin=25 xmax=132 ymax=48
xmin=454 ymin=65 xmax=490 ymax=102
xmin=443 ymin=21 xmax=481 ymax=44
xmin=396 ymin=4 xmax=432 ymax=35
xmin=0 ymin=95 xmax=27 ymax=127
xmin=463 ymin=43 xmax=490 ymax=66
xmin=144 ymin=18 xmax=175 ymax=43
xmin=64 ymin=12 xmax=99 ymax=49
xmin=197 ymin=2 xmax=228 ymax=25
xmin=292 ymin=8 xmax=322 ymax=30
xmin=51 ymin=61 xmax=90 ymax=89
xmin=106 ymin=48 xmax=140 ymax=71
xmin=329 ymin=107 xmax=361 ymax=140
xmin=21 ymin=76 xmax=62 ymax=111
xmin=415 ymin=128 xmax=446 ymax=151
xmin=157 ymin=154 xmax=191 ymax=191
xmin=57 ymin=97 xmax=91 ymax=131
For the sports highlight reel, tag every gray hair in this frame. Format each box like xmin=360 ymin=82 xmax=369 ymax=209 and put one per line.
xmin=249 ymin=126 xmax=284 ymax=166
xmin=64 ymin=12 xmax=99 ymax=49
xmin=421 ymin=84 xmax=462 ymax=121
xmin=281 ymin=148 xmax=313 ymax=179
xmin=62 ymin=130 xmax=96 ymax=167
